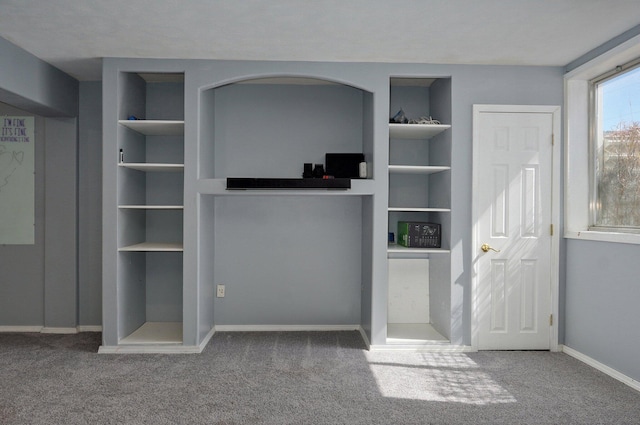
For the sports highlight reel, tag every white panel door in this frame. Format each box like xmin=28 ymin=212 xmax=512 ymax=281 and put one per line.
xmin=474 ymin=109 xmax=554 ymax=350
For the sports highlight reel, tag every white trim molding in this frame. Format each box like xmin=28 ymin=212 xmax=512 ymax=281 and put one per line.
xmin=562 ymin=345 xmax=640 ymax=393
xmin=564 ymin=33 xmax=640 ymax=245
xmin=97 ymin=344 xmax=204 ymax=354
xmin=0 ymin=326 xmax=43 ymax=333
xmin=0 ymin=326 xmax=103 ymax=334
xmin=97 ymin=326 xmax=215 ymax=354
xmin=214 ymin=324 xmax=361 ymax=332
xmin=40 ymin=327 xmax=78 ymax=334
xmin=76 ymin=325 xmax=102 ymax=332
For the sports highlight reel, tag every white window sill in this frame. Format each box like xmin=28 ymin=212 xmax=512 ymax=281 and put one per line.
xmin=564 ymin=230 xmax=640 ymax=245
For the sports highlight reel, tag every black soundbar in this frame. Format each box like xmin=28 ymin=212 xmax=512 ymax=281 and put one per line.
xmin=226 ymin=178 xmax=351 ymax=190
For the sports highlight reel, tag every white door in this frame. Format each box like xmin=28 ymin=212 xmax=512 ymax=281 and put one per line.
xmin=473 ymin=106 xmax=557 ymax=350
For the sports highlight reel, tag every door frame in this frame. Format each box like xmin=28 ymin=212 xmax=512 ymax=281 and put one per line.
xmin=471 ymin=104 xmax=562 ymax=351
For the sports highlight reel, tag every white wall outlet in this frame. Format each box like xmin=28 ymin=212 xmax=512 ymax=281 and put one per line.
xmin=216 ymin=284 xmax=225 ymax=298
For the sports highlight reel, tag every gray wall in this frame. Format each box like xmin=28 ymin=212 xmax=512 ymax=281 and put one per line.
xmin=0 ymin=102 xmax=46 ymax=326
xmin=564 ymin=239 xmax=640 ymax=381
xmin=0 ymin=36 xmax=82 ymax=329
xmin=562 ymin=27 xmax=640 ymax=383
xmin=78 ymin=81 xmax=103 ymax=326
xmin=449 ymin=64 xmax=565 ymax=344
xmin=0 ymin=37 xmax=77 ymax=117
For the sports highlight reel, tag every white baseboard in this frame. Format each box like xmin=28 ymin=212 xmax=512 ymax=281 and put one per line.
xmin=198 ymin=326 xmax=216 ymax=351
xmin=214 ymin=324 xmax=361 ymax=332
xmin=98 ymin=326 xmax=216 ymax=354
xmin=76 ymin=325 xmax=102 ymax=332
xmin=0 ymin=326 xmax=43 ymax=333
xmin=98 ymin=344 xmax=204 ymax=354
xmin=359 ymin=327 xmax=371 ymax=349
xmin=562 ymin=345 xmax=640 ymax=392
xmin=0 ymin=325 xmax=102 ymax=334
xmin=40 ymin=327 xmax=78 ymax=334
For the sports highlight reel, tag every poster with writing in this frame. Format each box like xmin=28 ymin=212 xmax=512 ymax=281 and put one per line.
xmin=0 ymin=116 xmax=35 ymax=244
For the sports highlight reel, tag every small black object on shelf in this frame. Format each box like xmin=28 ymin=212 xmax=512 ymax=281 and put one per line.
xmin=226 ymin=177 xmax=351 ymax=190
xmin=302 ymin=163 xmax=313 ymax=178
xmin=312 ymin=164 xmax=325 ymax=178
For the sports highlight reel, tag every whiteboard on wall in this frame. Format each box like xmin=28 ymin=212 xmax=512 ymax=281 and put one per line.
xmin=0 ymin=116 xmax=35 ymax=244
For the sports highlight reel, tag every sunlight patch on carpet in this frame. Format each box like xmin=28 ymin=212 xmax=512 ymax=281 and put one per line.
xmin=366 ymin=352 xmax=516 ymax=405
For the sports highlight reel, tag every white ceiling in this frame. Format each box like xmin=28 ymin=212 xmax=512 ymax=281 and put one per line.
xmin=1 ymin=0 xmax=639 ymax=81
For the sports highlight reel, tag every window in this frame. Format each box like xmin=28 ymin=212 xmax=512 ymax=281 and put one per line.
xmin=591 ymin=61 xmax=640 ymax=230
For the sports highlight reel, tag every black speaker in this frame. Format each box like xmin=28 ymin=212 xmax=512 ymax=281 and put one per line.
xmin=325 ymin=153 xmax=365 ymax=178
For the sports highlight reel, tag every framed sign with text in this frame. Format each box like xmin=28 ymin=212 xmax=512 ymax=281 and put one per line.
xmin=0 ymin=116 xmax=35 ymax=244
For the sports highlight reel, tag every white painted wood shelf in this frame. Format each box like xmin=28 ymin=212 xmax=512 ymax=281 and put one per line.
xmin=388 ymin=207 xmax=451 ymax=212
xmin=197 ymin=178 xmax=376 ymax=196
xmin=119 ymin=322 xmax=183 ymax=345
xmin=118 ymin=242 xmax=184 ymax=252
xmin=388 ymin=165 xmax=450 ymax=174
xmin=389 ymin=123 xmax=451 ymax=140
xmin=119 ymin=163 xmax=184 ymax=172
xmin=386 ymin=323 xmax=449 ymax=345
xmin=387 ymin=243 xmax=450 ymax=256
xmin=118 ymin=205 xmax=184 ymax=209
xmin=118 ymin=120 xmax=184 ymax=136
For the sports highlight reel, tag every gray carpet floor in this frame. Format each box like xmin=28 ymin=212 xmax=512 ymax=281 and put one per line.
xmin=1 ymin=331 xmax=639 ymax=424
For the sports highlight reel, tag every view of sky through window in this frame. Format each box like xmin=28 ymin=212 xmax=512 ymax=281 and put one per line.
xmin=602 ymin=66 xmax=640 ymax=131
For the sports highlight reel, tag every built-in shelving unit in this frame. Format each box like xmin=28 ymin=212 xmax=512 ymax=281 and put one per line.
xmin=101 ymin=71 xmax=186 ymax=353
xmin=101 ymin=59 xmax=461 ymax=353
xmin=386 ymin=77 xmax=452 ymax=345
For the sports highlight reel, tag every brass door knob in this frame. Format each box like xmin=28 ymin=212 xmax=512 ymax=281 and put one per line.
xmin=481 ymin=243 xmax=500 ymax=253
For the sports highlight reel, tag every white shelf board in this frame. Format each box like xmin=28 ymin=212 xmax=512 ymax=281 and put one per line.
xmin=118 ymin=242 xmax=184 ymax=252
xmin=118 ymin=205 xmax=184 ymax=210
xmin=389 ymin=123 xmax=451 ymax=140
xmin=388 ymin=165 xmax=450 ymax=174
xmin=386 ymin=323 xmax=449 ymax=345
xmin=197 ymin=178 xmax=375 ymax=196
xmin=119 ymin=322 xmax=182 ymax=345
xmin=387 ymin=243 xmax=450 ymax=257
xmin=118 ymin=120 xmax=184 ymax=136
xmin=119 ymin=163 xmax=184 ymax=172
xmin=388 ymin=207 xmax=451 ymax=212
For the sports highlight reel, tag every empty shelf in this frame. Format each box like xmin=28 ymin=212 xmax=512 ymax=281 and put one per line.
xmin=119 ymin=322 xmax=182 ymax=345
xmin=389 ymin=123 xmax=451 ymax=139
xmin=387 ymin=323 xmax=449 ymax=345
xmin=388 ymin=165 xmax=450 ymax=174
xmin=119 ymin=163 xmax=184 ymax=172
xmin=118 ymin=120 xmax=184 ymax=136
xmin=119 ymin=242 xmax=184 ymax=252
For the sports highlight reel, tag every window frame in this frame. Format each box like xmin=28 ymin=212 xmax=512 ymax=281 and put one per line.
xmin=564 ymin=33 xmax=640 ymax=245
xmin=588 ymin=59 xmax=640 ymax=232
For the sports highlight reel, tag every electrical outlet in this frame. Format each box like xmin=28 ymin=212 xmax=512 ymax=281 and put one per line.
xmin=216 ymin=284 xmax=225 ymax=298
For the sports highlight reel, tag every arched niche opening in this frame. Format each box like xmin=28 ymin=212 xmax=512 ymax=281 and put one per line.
xmin=198 ymin=76 xmax=374 ymax=180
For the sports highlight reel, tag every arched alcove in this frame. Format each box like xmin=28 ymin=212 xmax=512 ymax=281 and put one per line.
xmin=199 ymin=76 xmax=373 ymax=180
xmin=196 ymin=76 xmax=375 ymax=329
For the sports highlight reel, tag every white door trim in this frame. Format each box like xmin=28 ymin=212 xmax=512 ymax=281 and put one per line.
xmin=471 ymin=104 xmax=561 ymax=352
